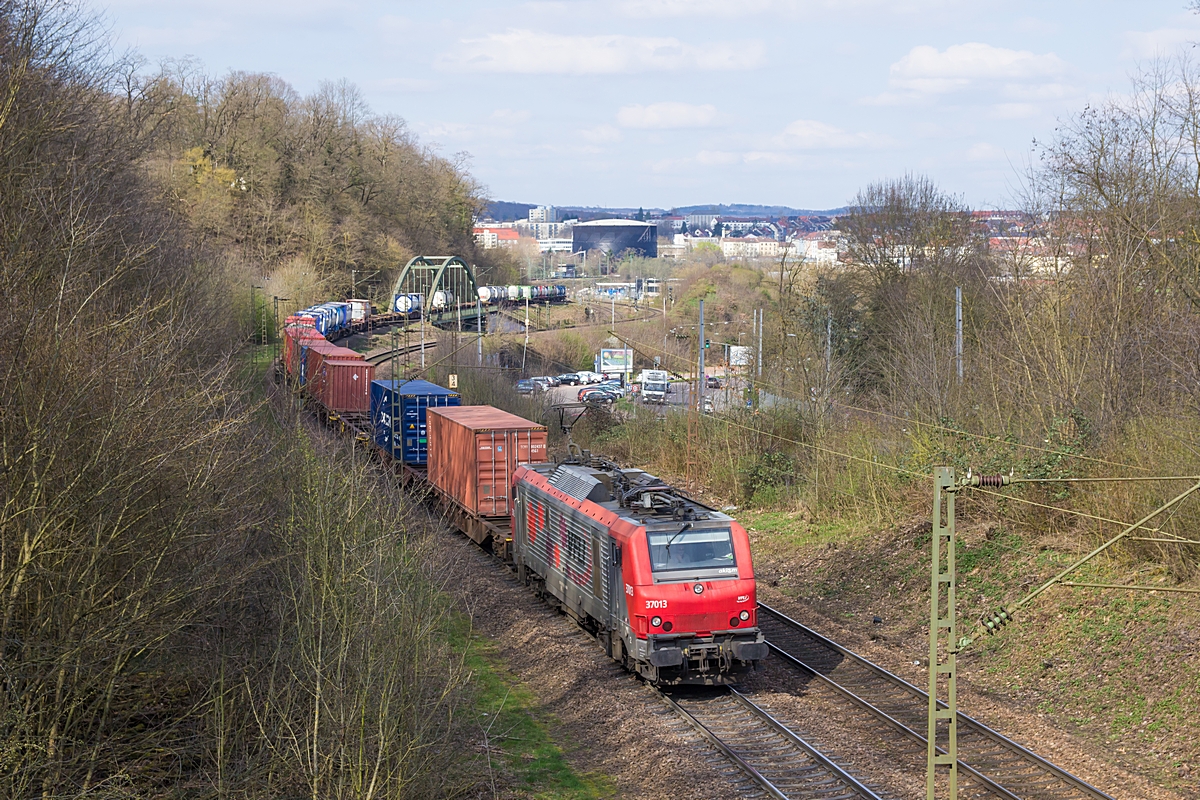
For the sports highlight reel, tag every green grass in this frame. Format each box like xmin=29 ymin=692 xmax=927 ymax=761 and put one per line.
xmin=741 ymin=511 xmax=863 ymax=550
xmin=237 ymin=344 xmax=278 ymax=399
xmin=447 ymin=616 xmax=617 ymax=799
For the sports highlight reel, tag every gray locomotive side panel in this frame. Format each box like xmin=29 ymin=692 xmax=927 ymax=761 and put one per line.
xmin=516 ymin=484 xmax=609 ymax=625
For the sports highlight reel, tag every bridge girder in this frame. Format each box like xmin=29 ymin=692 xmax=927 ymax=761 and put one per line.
xmin=392 ymin=255 xmax=483 ymax=328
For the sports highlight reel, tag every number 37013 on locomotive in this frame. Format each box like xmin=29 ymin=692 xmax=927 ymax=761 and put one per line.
xmin=511 ymin=457 xmax=768 ymax=685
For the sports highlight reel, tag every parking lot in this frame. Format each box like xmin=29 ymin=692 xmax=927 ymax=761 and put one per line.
xmin=528 ymin=375 xmax=745 ymax=413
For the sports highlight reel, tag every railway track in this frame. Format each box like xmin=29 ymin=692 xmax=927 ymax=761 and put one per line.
xmin=758 ymin=603 xmax=1114 ymax=800
xmin=662 ymin=687 xmax=882 ymax=800
xmin=363 ymin=339 xmax=438 ymax=365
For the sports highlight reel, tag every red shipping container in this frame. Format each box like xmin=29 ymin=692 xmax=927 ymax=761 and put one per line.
xmin=427 ymin=406 xmax=549 ymax=518
xmin=303 ymin=340 xmax=359 ymax=378
xmin=314 ymin=359 xmax=375 ymax=413
xmin=303 ymin=339 xmax=338 ymax=386
xmin=285 ymin=326 xmax=324 ymax=378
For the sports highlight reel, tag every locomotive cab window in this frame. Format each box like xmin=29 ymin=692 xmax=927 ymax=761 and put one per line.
xmin=646 ymin=525 xmax=736 ymax=578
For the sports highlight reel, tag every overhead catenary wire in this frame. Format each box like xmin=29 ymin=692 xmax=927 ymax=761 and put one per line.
xmin=969 ymin=486 xmax=1171 ymax=536
xmin=704 ymin=410 xmax=931 ymax=481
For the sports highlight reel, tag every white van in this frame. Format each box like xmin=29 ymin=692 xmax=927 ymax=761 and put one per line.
xmin=639 ymin=369 xmax=670 ymax=403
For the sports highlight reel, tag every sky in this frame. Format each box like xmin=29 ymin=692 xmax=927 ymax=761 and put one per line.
xmin=88 ymin=0 xmax=1200 ymax=211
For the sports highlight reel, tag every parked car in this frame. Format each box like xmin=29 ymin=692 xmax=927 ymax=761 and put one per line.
xmin=537 ymin=375 xmax=561 ymax=387
xmin=530 ymin=377 xmax=553 ymax=391
xmin=579 ymin=388 xmax=618 ymax=405
xmin=516 ymin=379 xmax=536 ymax=395
xmin=706 ymin=375 xmax=722 ymax=389
xmin=578 ymin=386 xmax=618 ymax=402
xmin=576 ymin=371 xmax=604 ymax=384
xmin=556 ymin=373 xmax=582 ymax=385
xmin=598 ymin=379 xmax=628 ymax=395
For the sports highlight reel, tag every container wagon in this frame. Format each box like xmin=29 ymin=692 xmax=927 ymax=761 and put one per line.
xmin=370 ymin=379 xmax=461 ymax=465
xmin=426 ymin=406 xmax=548 ymax=550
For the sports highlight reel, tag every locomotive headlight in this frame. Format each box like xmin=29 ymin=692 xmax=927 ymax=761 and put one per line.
xmin=739 ymin=610 xmax=750 ymax=621
xmin=651 ymin=616 xmax=662 ymax=628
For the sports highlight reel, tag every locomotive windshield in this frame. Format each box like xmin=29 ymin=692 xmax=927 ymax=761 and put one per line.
xmin=646 ymin=525 xmax=737 ymax=577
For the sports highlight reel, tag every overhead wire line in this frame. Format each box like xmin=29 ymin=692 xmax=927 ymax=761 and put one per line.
xmin=968 ymin=485 xmax=1196 ymax=539
xmin=711 ymin=411 xmax=931 ymax=481
xmin=613 ymin=331 xmax=1151 ymax=473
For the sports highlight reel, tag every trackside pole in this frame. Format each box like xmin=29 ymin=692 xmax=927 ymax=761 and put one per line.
xmin=698 ymin=299 xmax=705 ymax=413
xmin=928 ymin=467 xmax=958 ymax=800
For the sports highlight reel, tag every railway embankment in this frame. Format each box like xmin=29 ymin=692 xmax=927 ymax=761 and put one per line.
xmin=740 ymin=509 xmax=1198 ymax=799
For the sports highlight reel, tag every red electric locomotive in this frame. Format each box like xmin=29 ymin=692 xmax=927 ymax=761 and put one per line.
xmin=512 ymin=453 xmax=767 ymax=685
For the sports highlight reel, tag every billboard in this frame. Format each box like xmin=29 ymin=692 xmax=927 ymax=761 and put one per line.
xmin=729 ymin=345 xmax=752 ymax=367
xmin=597 ymin=348 xmax=634 ymax=376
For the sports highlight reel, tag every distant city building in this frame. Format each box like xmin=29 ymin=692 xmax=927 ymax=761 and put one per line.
xmin=529 ymin=205 xmax=558 ymax=223
xmin=721 ymin=237 xmax=782 ymax=259
xmin=793 ymin=231 xmax=843 ymax=264
xmin=518 ymin=220 xmax=573 ymax=240
xmin=538 ymin=238 xmax=574 ymax=254
xmin=474 ymin=226 xmax=520 ymax=249
xmin=572 ymin=219 xmax=657 ymax=258
xmin=674 ymin=234 xmax=720 ymax=250
xmin=595 ymin=282 xmax=637 ymax=297
xmin=685 ymin=213 xmax=718 ymax=230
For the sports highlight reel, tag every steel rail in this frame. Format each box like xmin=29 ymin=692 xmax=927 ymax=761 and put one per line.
xmin=659 ymin=687 xmax=882 ymax=800
xmin=364 ymin=340 xmax=438 ymax=365
xmin=759 ymin=603 xmax=1113 ymax=800
xmin=764 ymin=636 xmax=1019 ymax=800
xmin=729 ymin=689 xmax=884 ymax=800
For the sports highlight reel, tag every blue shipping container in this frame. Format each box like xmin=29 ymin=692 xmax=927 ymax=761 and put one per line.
xmin=370 ymin=379 xmax=461 ymax=464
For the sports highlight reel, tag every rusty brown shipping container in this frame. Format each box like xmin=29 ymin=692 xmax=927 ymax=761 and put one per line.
xmin=427 ymin=406 xmax=548 ymax=518
xmin=315 ymin=359 xmax=375 ymax=413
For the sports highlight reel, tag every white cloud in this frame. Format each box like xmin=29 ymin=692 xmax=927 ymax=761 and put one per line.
xmin=491 ymin=108 xmax=531 ymax=124
xmin=966 ymin=142 xmax=1005 ymax=161
xmin=615 ymin=0 xmax=958 ymax=18
xmin=442 ymin=30 xmax=763 ymax=74
xmin=1124 ymin=25 xmax=1200 ymax=59
xmin=989 ymin=103 xmax=1037 ymax=120
xmin=775 ymin=119 xmax=891 ymax=149
xmin=367 ymin=77 xmax=436 ymax=93
xmin=579 ymin=124 xmax=622 ymax=144
xmin=695 ymin=150 xmax=740 ymax=165
xmin=617 ymin=102 xmax=719 ymax=129
xmin=889 ymin=42 xmax=1068 ymax=95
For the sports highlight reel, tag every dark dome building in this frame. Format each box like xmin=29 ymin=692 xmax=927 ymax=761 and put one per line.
xmin=572 ymin=219 xmax=657 ymax=258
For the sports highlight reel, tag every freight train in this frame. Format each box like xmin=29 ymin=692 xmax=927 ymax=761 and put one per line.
xmin=279 ymin=311 xmax=766 ymax=685
xmin=472 ymin=284 xmax=568 ymax=306
xmin=289 ymin=297 xmax=422 ymax=341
